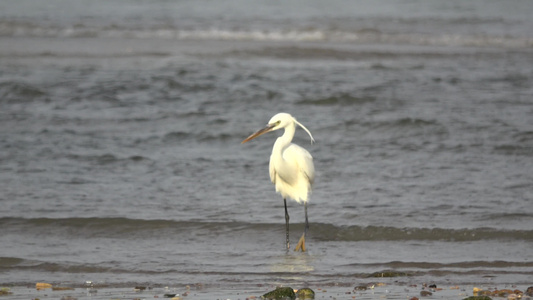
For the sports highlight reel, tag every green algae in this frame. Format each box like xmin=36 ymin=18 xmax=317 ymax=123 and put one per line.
xmin=296 ymin=288 xmax=315 ymax=299
xmin=262 ymin=287 xmax=295 ymax=300
xmin=368 ymin=271 xmax=411 ymax=277
xmin=0 ymin=287 xmax=12 ymax=296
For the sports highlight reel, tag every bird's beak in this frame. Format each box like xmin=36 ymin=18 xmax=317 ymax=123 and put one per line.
xmin=241 ymin=123 xmax=276 ymax=144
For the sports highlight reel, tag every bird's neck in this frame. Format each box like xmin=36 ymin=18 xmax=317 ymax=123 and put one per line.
xmin=273 ymin=122 xmax=295 ymax=156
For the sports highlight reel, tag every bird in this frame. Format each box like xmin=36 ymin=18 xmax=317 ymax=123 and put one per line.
xmin=242 ymin=112 xmax=315 ymax=252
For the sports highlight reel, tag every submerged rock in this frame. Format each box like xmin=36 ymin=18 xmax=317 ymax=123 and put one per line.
xmin=463 ymin=296 xmax=492 ymax=300
xmin=262 ymin=287 xmax=295 ymax=300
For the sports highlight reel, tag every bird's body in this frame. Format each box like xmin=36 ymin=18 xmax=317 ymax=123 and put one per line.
xmin=242 ymin=112 xmax=315 ymax=251
xmin=269 ymin=128 xmax=314 ymax=204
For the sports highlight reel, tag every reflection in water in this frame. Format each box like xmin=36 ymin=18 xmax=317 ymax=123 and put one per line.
xmin=270 ymin=252 xmax=316 ymax=282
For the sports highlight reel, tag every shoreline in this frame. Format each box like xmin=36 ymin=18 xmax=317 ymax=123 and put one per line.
xmin=2 ymin=281 xmax=531 ymax=300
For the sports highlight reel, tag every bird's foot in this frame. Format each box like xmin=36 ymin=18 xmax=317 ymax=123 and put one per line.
xmin=294 ymin=233 xmax=306 ymax=252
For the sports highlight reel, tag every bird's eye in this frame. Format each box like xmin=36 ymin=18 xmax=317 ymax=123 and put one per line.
xmin=275 ymin=120 xmax=281 ymax=125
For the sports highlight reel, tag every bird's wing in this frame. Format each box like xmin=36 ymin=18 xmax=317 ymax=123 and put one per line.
xmin=283 ymin=143 xmax=315 ymax=186
xmin=269 ymin=154 xmax=276 ymax=184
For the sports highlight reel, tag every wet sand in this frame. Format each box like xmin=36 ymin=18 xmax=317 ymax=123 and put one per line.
xmin=3 ymin=281 xmax=532 ymax=300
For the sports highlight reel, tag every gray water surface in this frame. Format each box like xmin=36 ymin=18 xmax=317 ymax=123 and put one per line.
xmin=1 ymin=0 xmax=532 ymax=289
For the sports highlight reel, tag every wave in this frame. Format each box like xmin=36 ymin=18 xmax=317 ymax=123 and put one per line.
xmin=1 ymin=20 xmax=532 ymax=48
xmin=350 ymin=260 xmax=533 ymax=269
xmin=493 ymin=144 xmax=533 ymax=156
xmin=2 ymin=217 xmax=531 ymax=242
xmin=1 ymin=254 xmax=531 ymax=286
xmin=0 ymin=257 xmax=128 ymax=274
xmin=0 ymin=80 xmax=48 ymax=103
xmin=298 ymin=93 xmax=377 ymax=106
xmin=313 ymin=223 xmax=533 ymax=242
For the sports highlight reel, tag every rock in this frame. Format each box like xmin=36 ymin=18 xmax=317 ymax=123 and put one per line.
xmin=473 ymin=288 xmax=492 ymax=296
xmin=36 ymin=283 xmax=52 ymax=290
xmin=164 ymin=294 xmax=178 ymax=298
xmin=463 ymin=296 xmax=492 ymax=300
xmin=296 ymin=288 xmax=315 ymax=299
xmin=526 ymin=286 xmax=533 ymax=297
xmin=420 ymin=290 xmax=432 ymax=297
xmin=493 ymin=289 xmax=514 ymax=297
xmin=262 ymin=287 xmax=296 ymax=300
xmin=512 ymin=289 xmax=523 ymax=295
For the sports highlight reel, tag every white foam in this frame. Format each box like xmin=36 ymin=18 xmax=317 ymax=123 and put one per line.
xmin=1 ymin=20 xmax=532 ymax=48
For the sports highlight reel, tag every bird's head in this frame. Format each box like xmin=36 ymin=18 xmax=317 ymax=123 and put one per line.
xmin=267 ymin=112 xmax=293 ymax=130
xmin=242 ymin=112 xmax=315 ymax=144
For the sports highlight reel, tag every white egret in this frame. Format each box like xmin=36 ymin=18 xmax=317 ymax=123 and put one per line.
xmin=242 ymin=112 xmax=315 ymax=251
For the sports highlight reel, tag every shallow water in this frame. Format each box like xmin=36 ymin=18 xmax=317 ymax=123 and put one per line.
xmin=1 ymin=0 xmax=532 ymax=291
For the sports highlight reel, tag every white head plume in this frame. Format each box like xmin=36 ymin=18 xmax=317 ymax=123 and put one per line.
xmin=294 ymin=118 xmax=315 ymax=144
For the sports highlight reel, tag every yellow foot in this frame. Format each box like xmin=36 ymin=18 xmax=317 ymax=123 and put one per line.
xmin=294 ymin=234 xmax=306 ymax=252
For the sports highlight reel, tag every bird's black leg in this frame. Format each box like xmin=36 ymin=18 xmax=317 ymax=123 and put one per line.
xmin=284 ymin=198 xmax=290 ymax=251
